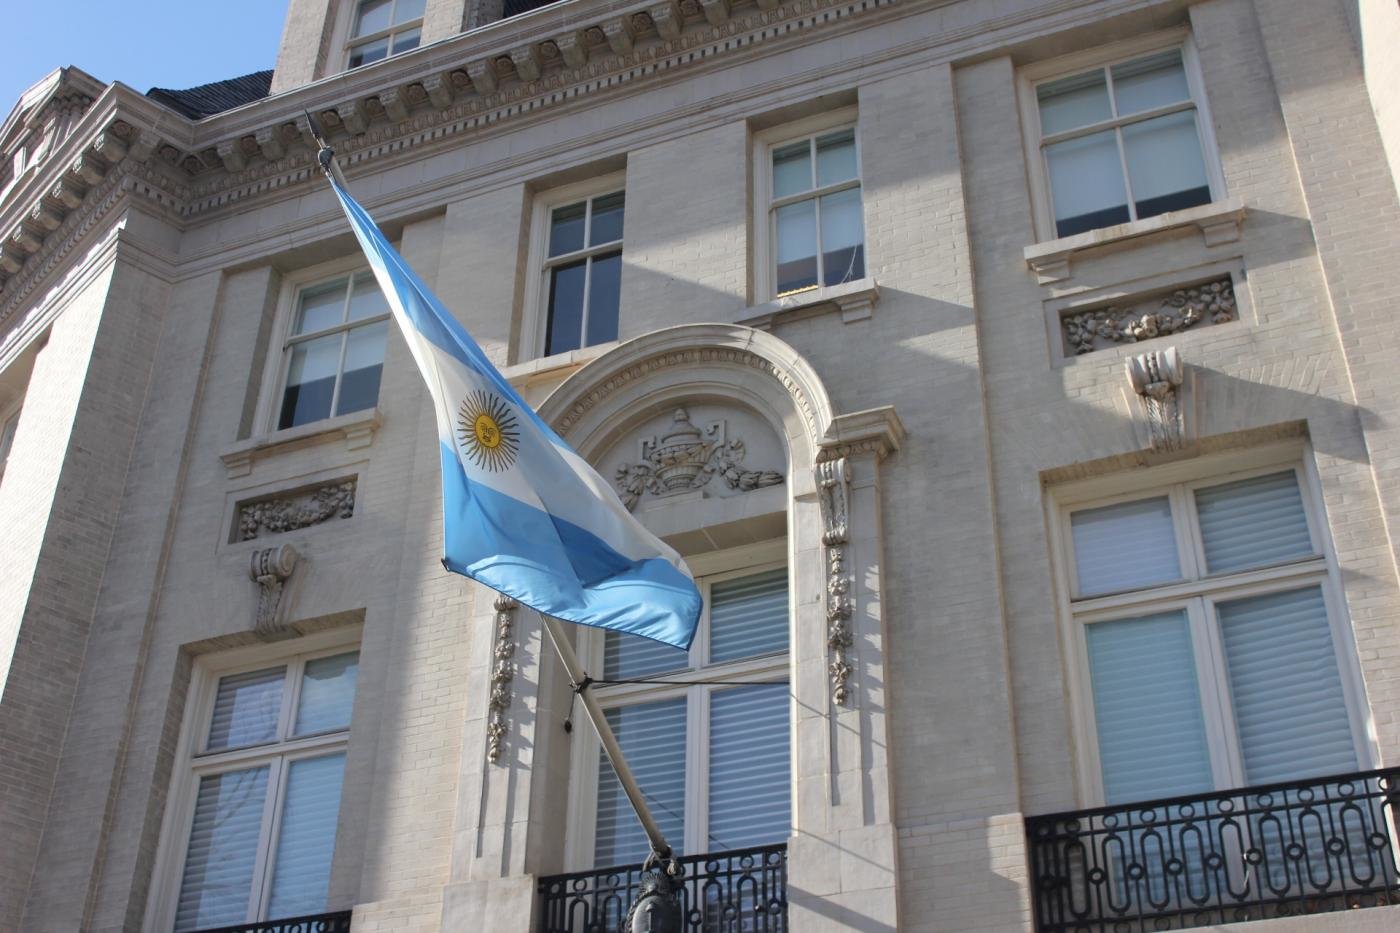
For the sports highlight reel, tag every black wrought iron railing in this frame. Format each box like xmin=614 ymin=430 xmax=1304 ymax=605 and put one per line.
xmin=538 ymin=843 xmax=788 ymax=932
xmin=502 ymin=0 xmax=564 ymax=19
xmin=1026 ymin=767 xmax=1400 ymax=932
xmin=190 ymin=911 xmax=352 ymax=933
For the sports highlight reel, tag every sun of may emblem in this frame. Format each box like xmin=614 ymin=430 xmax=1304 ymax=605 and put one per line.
xmin=456 ymin=390 xmax=521 ymax=472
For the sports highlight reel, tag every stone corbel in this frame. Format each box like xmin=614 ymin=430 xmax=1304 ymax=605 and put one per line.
xmin=698 ymin=0 xmax=731 ymax=26
xmin=128 ymin=129 xmax=161 ymax=163
xmin=509 ymin=46 xmax=543 ymax=83
xmin=648 ymin=0 xmax=683 ymax=39
xmin=29 ymin=204 xmax=62 ymax=232
xmin=603 ymin=18 xmax=635 ymax=55
xmin=254 ymin=126 xmax=286 ymax=162
xmin=249 ymin=544 xmax=301 ymax=638
xmin=91 ymin=131 xmax=127 ymax=165
xmin=486 ymin=594 xmax=519 ymax=764
xmin=421 ymin=73 xmax=453 ymax=109
xmin=466 ymin=60 xmax=498 ymax=96
xmin=216 ymin=139 xmax=247 ymax=173
xmin=556 ymin=31 xmax=590 ymax=68
xmin=816 ymin=458 xmax=853 ymax=706
xmin=335 ymin=101 xmax=369 ymax=136
xmin=1125 ymin=346 xmax=1190 ymax=452
xmin=379 ymin=86 xmax=411 ymax=123
xmin=68 ymin=154 xmax=105 ymax=186
xmin=48 ymin=180 xmax=85 ymax=210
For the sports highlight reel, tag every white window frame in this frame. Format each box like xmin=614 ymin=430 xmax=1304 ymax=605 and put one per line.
xmin=255 ymin=255 xmax=392 ymax=435
xmin=751 ymin=107 xmax=863 ymax=302
xmin=144 ymin=627 xmax=361 ymax=933
xmin=341 ymin=0 xmax=424 ymax=70
xmin=519 ymin=172 xmax=627 ymax=364
xmin=1017 ymin=29 xmax=1226 ymax=243
xmin=564 ymin=540 xmax=791 ymax=870
xmin=1047 ymin=442 xmax=1374 ymax=808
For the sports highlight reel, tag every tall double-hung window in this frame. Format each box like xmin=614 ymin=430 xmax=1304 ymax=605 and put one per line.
xmin=166 ymin=649 xmax=359 ymax=931
xmin=1056 ymin=460 xmax=1366 ymax=806
xmin=1029 ymin=41 xmax=1220 ymax=239
xmin=538 ymin=190 xmax=624 ymax=358
xmin=346 ymin=0 xmax=424 ymax=69
xmin=276 ymin=272 xmax=389 ymax=431
xmin=572 ymin=561 xmax=791 ymax=867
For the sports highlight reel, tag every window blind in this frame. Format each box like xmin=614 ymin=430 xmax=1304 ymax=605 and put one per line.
xmin=604 ymin=630 xmax=688 ymax=680
xmin=595 ymin=698 xmax=687 ymax=866
xmin=174 ymin=766 xmax=270 ymax=931
xmin=709 ymin=569 xmax=789 ymax=664
xmin=266 ymin=753 xmax=347 ymax=919
xmin=1195 ymin=471 xmax=1313 ymax=574
xmin=1086 ymin=612 xmax=1214 ymax=803
xmin=708 ymin=684 xmax=790 ymax=850
xmin=1216 ymin=586 xmax=1355 ymax=784
xmin=206 ymin=668 xmax=284 ymax=751
xmin=1071 ymin=497 xmax=1180 ymax=596
xmin=294 ymin=653 xmax=359 ymax=736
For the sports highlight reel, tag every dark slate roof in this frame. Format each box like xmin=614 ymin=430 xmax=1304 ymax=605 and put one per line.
xmin=147 ymin=70 xmax=273 ymax=120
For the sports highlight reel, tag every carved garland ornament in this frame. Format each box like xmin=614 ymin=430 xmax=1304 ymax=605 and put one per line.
xmin=613 ymin=407 xmax=783 ymax=510
xmin=486 ymin=594 xmax=519 ymax=764
xmin=816 ymin=458 xmax=853 ymax=706
xmin=238 ymin=479 xmax=356 ymax=541
xmin=1062 ymin=278 xmax=1236 ymax=356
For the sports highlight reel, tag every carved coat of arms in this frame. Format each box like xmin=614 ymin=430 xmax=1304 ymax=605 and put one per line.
xmin=613 ymin=407 xmax=784 ymax=511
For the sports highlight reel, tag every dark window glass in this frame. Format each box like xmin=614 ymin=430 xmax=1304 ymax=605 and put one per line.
xmin=545 ymin=259 xmax=587 ymax=356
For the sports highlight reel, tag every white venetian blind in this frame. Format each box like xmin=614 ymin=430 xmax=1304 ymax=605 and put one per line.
xmin=709 ymin=569 xmax=789 ymax=664
xmin=1071 ymin=497 xmax=1181 ymax=597
xmin=206 ymin=667 xmax=284 ymax=751
xmin=266 ymin=753 xmax=347 ymax=919
xmin=294 ymin=652 xmax=359 ymax=736
xmin=174 ymin=766 xmax=270 ymax=931
xmin=604 ymin=632 xmax=688 ymax=680
xmin=595 ymin=698 xmax=687 ymax=866
xmin=1195 ymin=471 xmax=1314 ymax=574
xmin=1216 ymin=586 xmax=1356 ymax=784
xmin=1085 ymin=611 xmax=1214 ymax=803
xmin=707 ymin=684 xmax=790 ymax=850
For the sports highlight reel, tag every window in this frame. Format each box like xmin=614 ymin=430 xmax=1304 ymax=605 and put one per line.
xmin=1028 ymin=41 xmax=1220 ymax=239
xmin=346 ymin=0 xmax=424 ymax=69
xmin=538 ymin=190 xmax=624 ymax=358
xmin=570 ymin=561 xmax=790 ymax=868
xmin=1056 ymin=462 xmax=1365 ymax=807
xmin=758 ymin=119 xmax=865 ymax=298
xmin=167 ymin=649 xmax=358 ymax=931
xmin=275 ymin=272 xmax=389 ymax=431
xmin=0 ymin=406 xmax=19 ymax=484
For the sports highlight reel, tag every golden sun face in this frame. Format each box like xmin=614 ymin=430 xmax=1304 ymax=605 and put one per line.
xmin=456 ymin=391 xmax=520 ymax=472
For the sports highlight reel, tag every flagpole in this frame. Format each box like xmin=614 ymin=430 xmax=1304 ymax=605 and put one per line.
xmin=540 ymin=613 xmax=675 ymax=860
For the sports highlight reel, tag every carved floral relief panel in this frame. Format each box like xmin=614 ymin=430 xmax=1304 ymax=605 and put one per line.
xmin=1060 ymin=276 xmax=1237 ymax=357
xmin=235 ymin=478 xmax=357 ymax=542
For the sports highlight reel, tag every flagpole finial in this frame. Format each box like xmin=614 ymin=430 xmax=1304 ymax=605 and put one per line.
xmin=303 ymin=110 xmax=349 ymax=188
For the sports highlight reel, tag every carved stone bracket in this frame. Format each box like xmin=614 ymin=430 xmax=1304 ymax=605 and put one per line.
xmin=237 ymin=479 xmax=356 ymax=540
xmin=486 ymin=594 xmax=519 ymax=764
xmin=613 ymin=407 xmax=783 ymax=510
xmin=816 ymin=458 xmax=853 ymax=706
xmin=1126 ymin=346 xmax=1187 ymax=452
xmin=249 ymin=544 xmax=300 ymax=637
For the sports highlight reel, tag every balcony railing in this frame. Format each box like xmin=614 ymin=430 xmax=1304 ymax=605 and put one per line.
xmin=538 ymin=843 xmax=788 ymax=932
xmin=1026 ymin=767 xmax=1400 ymax=932
xmin=190 ymin=911 xmax=352 ymax=933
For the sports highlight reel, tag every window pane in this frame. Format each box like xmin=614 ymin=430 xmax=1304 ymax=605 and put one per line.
xmin=774 ymin=200 xmax=817 ymax=295
xmin=771 ymin=140 xmax=811 ymax=199
xmin=548 ymin=201 xmax=587 ymax=257
xmin=1045 ymin=130 xmax=1130 ymax=237
xmin=605 ymin=629 xmax=687 ymax=679
xmin=346 ymin=273 xmax=387 ymax=322
xmin=394 ymin=0 xmax=426 ymax=23
xmin=1217 ymin=587 xmax=1356 ymax=784
xmin=819 ymin=188 xmax=864 ymax=287
xmin=589 ymin=191 xmax=625 ymax=246
xmin=295 ymin=652 xmax=359 ymax=735
xmin=1085 ymin=612 xmax=1214 ymax=804
xmin=279 ymin=334 xmax=342 ymax=429
xmin=545 ymin=259 xmax=587 ymax=356
xmin=335 ymin=321 xmax=387 ymax=417
xmin=1122 ymin=110 xmax=1211 ymax=220
xmin=348 ymin=38 xmax=389 ymax=68
xmin=1037 ymin=69 xmax=1112 ymax=135
xmin=295 ymin=280 xmax=346 ymax=335
xmin=1070 ymin=496 xmax=1181 ymax=596
xmin=266 ymin=753 xmax=347 ymax=919
xmin=709 ymin=684 xmax=789 ymax=849
xmin=1111 ymin=50 xmax=1190 ymax=117
xmin=353 ymin=0 xmax=392 ymax=37
xmin=815 ymin=130 xmax=857 ymax=187
xmin=585 ymin=252 xmax=621 ymax=347
xmin=207 ymin=667 xmax=284 ymax=751
xmin=174 ymin=766 xmax=270 ymax=931
xmin=1195 ymin=471 xmax=1313 ymax=574
xmin=710 ymin=569 xmax=788 ymax=663
xmin=391 ymin=27 xmax=420 ymax=55
xmin=595 ymin=698 xmax=687 ymax=865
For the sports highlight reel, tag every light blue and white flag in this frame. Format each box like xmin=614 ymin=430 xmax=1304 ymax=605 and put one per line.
xmin=327 ymin=177 xmax=701 ymax=650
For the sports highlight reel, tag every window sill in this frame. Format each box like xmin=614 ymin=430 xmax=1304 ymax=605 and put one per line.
xmin=221 ymin=409 xmax=382 ymax=479
xmin=499 ymin=341 xmax=620 ymax=389
xmin=1024 ymin=198 xmax=1245 ymax=285
xmin=737 ymin=278 xmax=879 ymax=330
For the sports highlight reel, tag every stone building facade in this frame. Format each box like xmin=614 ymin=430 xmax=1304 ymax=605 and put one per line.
xmin=2 ymin=0 xmax=1400 ymax=931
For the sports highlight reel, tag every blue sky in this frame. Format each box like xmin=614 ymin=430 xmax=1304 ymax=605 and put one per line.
xmin=4 ymin=1 xmax=289 ymax=111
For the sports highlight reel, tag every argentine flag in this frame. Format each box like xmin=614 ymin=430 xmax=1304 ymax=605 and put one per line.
xmin=327 ymin=177 xmax=702 ymax=650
